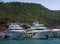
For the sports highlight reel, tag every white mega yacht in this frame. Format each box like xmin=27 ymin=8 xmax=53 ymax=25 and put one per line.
xmin=6 ymin=22 xmax=26 ymax=39
xmin=26 ymin=21 xmax=52 ymax=39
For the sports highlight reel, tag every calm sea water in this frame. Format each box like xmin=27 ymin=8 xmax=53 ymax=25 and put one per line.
xmin=0 ymin=38 xmax=60 ymax=44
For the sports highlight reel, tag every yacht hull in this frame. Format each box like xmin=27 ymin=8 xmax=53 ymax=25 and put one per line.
xmin=4 ymin=32 xmax=26 ymax=39
xmin=32 ymin=31 xmax=52 ymax=39
xmin=26 ymin=30 xmax=52 ymax=39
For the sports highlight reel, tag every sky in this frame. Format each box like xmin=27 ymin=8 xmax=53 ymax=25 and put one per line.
xmin=1 ymin=0 xmax=60 ymax=10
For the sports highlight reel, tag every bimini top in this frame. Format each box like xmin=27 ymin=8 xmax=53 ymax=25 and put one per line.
xmin=8 ymin=23 xmax=23 ymax=29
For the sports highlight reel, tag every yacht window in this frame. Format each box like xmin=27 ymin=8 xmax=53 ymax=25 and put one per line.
xmin=35 ymin=29 xmax=44 ymax=30
xmin=10 ymin=26 xmax=14 ymax=27
xmin=15 ymin=25 xmax=19 ymax=27
xmin=15 ymin=25 xmax=17 ymax=27
xmin=28 ymin=33 xmax=32 ymax=34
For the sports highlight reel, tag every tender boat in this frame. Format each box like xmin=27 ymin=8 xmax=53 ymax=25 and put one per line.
xmin=51 ymin=29 xmax=60 ymax=37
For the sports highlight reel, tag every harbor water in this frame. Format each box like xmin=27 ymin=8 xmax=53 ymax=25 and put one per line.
xmin=0 ymin=38 xmax=60 ymax=44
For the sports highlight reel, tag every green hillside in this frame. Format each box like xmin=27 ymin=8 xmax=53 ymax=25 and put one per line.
xmin=0 ymin=2 xmax=60 ymax=28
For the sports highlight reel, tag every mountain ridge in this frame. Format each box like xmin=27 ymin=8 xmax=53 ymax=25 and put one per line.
xmin=0 ymin=2 xmax=60 ymax=28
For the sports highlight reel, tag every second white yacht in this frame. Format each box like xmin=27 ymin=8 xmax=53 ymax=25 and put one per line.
xmin=26 ymin=21 xmax=52 ymax=39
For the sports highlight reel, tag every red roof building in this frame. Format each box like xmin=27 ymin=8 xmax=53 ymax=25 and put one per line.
xmin=0 ymin=25 xmax=7 ymax=32
xmin=0 ymin=26 xmax=6 ymax=29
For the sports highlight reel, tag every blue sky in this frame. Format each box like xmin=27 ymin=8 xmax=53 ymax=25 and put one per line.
xmin=1 ymin=0 xmax=60 ymax=10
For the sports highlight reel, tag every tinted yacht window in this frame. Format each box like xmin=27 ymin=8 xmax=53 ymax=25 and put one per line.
xmin=35 ymin=29 xmax=44 ymax=30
